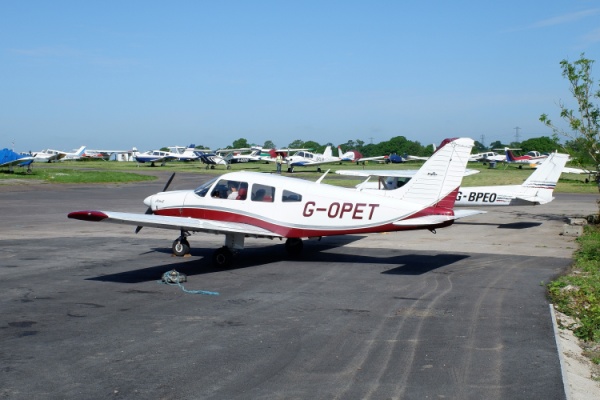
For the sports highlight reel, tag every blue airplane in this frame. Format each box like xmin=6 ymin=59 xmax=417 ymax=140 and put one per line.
xmin=0 ymin=148 xmax=34 ymax=173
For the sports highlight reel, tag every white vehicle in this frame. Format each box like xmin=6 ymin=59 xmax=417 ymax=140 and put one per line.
xmin=32 ymin=146 xmax=86 ymax=162
xmin=284 ymin=146 xmax=343 ymax=172
xmin=68 ymin=138 xmax=478 ymax=267
xmin=337 ymin=152 xmax=569 ymax=206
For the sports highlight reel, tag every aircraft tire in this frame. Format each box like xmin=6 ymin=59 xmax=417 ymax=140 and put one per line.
xmin=285 ymin=238 xmax=303 ymax=256
xmin=172 ymin=238 xmax=190 ymax=257
xmin=213 ymin=247 xmax=233 ymax=268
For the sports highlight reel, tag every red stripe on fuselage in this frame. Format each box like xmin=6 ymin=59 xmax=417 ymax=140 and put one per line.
xmin=154 ymin=207 xmax=453 ymax=237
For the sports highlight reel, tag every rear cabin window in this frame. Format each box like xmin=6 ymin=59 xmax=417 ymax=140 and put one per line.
xmin=251 ymin=184 xmax=275 ymax=202
xmin=282 ymin=190 xmax=302 ymax=202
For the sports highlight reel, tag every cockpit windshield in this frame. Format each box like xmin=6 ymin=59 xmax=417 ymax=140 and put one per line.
xmin=194 ymin=177 xmax=219 ymax=197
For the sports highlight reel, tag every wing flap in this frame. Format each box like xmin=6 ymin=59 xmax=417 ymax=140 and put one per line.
xmin=68 ymin=210 xmax=282 ymax=237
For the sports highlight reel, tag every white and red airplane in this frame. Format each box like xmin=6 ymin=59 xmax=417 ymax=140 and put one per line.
xmin=504 ymin=149 xmax=548 ymax=166
xmin=337 ymin=146 xmax=386 ymax=164
xmin=68 ymin=138 xmax=476 ymax=267
xmin=339 ymin=152 xmax=569 ymax=206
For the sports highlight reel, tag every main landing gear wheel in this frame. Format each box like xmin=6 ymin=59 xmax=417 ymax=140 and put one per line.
xmin=172 ymin=238 xmax=190 ymax=257
xmin=213 ymin=247 xmax=233 ymax=268
xmin=285 ymin=238 xmax=303 ymax=256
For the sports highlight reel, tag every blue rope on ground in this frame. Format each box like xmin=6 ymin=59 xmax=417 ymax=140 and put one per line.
xmin=158 ymin=270 xmax=219 ymax=296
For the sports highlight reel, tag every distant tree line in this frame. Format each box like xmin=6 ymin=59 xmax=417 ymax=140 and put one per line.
xmin=208 ymin=135 xmax=568 ymax=159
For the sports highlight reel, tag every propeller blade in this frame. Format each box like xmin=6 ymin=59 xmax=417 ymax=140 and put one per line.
xmin=162 ymin=172 xmax=176 ymax=192
xmin=136 ymin=172 xmax=176 ymax=234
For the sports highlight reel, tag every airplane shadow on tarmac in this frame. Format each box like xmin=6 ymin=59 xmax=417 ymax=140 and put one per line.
xmin=87 ymin=235 xmax=469 ymax=283
xmin=455 ymin=221 xmax=542 ymax=229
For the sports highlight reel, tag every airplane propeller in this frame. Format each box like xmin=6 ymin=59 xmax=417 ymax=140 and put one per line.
xmin=135 ymin=172 xmax=176 ymax=233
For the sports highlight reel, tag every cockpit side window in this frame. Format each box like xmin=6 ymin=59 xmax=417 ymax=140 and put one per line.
xmin=194 ymin=177 xmax=218 ymax=197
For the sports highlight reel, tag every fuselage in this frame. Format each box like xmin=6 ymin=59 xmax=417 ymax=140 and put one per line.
xmin=144 ymin=171 xmax=455 ymax=238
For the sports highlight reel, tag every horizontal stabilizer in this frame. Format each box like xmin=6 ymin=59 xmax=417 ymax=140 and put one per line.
xmin=453 ymin=209 xmax=486 ymax=219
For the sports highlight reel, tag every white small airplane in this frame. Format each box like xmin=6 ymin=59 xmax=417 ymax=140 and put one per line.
xmin=166 ymin=144 xmax=201 ymax=162
xmin=469 ymin=151 xmax=505 ymax=163
xmin=62 ymin=146 xmax=87 ymax=160
xmin=337 ymin=146 xmax=386 ymax=164
xmin=134 ymin=150 xmax=178 ymax=166
xmin=337 ymin=152 xmax=569 ymax=206
xmin=215 ymin=147 xmax=264 ymax=164
xmin=283 ymin=146 xmax=343 ymax=172
xmin=68 ymin=138 xmax=477 ymax=267
xmin=32 ymin=146 xmax=86 ymax=162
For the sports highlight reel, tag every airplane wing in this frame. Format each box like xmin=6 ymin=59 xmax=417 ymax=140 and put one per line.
xmin=335 ymin=169 xmax=480 ymax=178
xmin=68 ymin=210 xmax=283 ymax=238
xmin=0 ymin=156 xmax=34 ymax=168
xmin=356 ymin=155 xmax=386 ymax=162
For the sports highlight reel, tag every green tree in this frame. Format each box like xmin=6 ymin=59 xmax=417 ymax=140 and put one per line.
xmin=231 ymin=138 xmax=250 ymax=149
xmin=303 ymin=140 xmax=323 ymax=153
xmin=263 ymin=140 xmax=275 ymax=149
xmin=519 ymin=136 xmax=560 ymax=153
xmin=473 ymin=141 xmax=487 ymax=152
xmin=540 ymin=53 xmax=600 ymax=192
xmin=489 ymin=140 xmax=508 ymax=150
xmin=287 ymin=139 xmax=304 ymax=149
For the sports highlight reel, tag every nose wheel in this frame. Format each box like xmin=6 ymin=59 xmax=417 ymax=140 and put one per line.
xmin=172 ymin=235 xmax=191 ymax=257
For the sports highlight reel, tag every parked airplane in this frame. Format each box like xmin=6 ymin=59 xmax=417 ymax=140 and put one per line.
xmin=337 ymin=146 xmax=386 ymax=164
xmin=505 ymin=149 xmax=548 ymax=166
xmin=68 ymin=138 xmax=477 ymax=267
xmin=31 ymin=146 xmax=86 ymax=162
xmin=62 ymin=146 xmax=87 ymax=160
xmin=32 ymin=149 xmax=67 ymax=163
xmin=337 ymin=152 xmax=569 ymax=206
xmin=0 ymin=148 xmax=34 ymax=173
xmin=166 ymin=144 xmax=201 ymax=162
xmin=196 ymin=150 xmax=232 ymax=169
xmin=469 ymin=151 xmax=505 ymax=163
xmin=283 ymin=146 xmax=343 ymax=172
xmin=134 ymin=150 xmax=178 ymax=166
xmin=215 ymin=147 xmax=264 ymax=164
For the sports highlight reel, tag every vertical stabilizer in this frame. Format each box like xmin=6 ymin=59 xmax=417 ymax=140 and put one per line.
xmin=323 ymin=146 xmax=332 ymax=158
xmin=518 ymin=152 xmax=569 ymax=203
xmin=390 ymin=138 xmax=474 ymax=206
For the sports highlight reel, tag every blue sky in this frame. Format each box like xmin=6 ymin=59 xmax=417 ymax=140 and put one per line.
xmin=1 ymin=1 xmax=599 ymax=152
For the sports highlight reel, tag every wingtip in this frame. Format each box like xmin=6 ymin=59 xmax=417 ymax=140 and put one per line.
xmin=68 ymin=210 xmax=108 ymax=221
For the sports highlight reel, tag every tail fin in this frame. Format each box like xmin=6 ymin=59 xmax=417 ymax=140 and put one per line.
xmin=75 ymin=146 xmax=86 ymax=156
xmin=323 ymin=146 xmax=332 ymax=158
xmin=517 ymin=152 xmax=568 ymax=203
xmin=390 ymin=138 xmax=474 ymax=206
xmin=505 ymin=148 xmax=517 ymax=162
xmin=337 ymin=146 xmax=342 ymax=158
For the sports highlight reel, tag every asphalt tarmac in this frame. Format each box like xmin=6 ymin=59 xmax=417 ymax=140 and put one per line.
xmin=1 ymin=173 xmax=598 ymax=399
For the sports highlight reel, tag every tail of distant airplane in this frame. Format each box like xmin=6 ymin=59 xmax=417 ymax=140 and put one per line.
xmin=74 ymin=146 xmax=86 ymax=157
xmin=323 ymin=146 xmax=332 ymax=158
xmin=505 ymin=149 xmax=520 ymax=162
xmin=389 ymin=138 xmax=474 ymax=207
xmin=516 ymin=152 xmax=568 ymax=204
